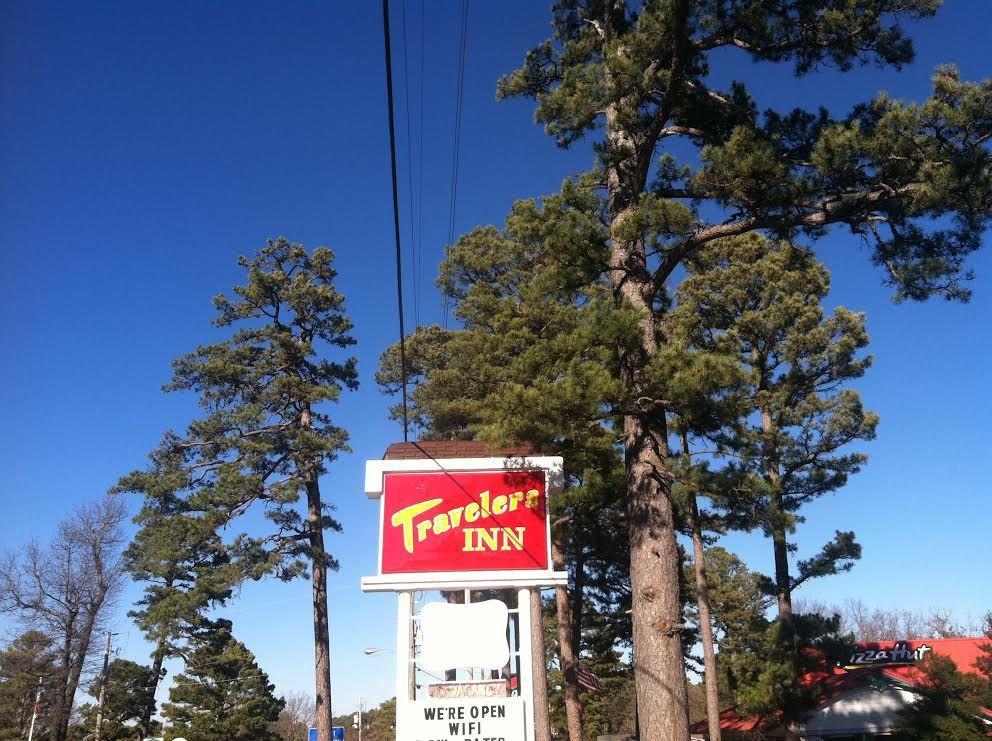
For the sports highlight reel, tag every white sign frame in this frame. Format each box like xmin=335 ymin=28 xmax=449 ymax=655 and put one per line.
xmin=362 ymin=456 xmax=567 ymax=591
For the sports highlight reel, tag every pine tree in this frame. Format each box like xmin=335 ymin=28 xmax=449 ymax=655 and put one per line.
xmin=364 ymin=697 xmax=397 ymax=740
xmin=975 ymin=612 xmax=992 ymax=707
xmin=115 ymin=444 xmax=240 ymax=736
xmin=496 ymin=2 xmax=992 ymax=736
xmin=162 ymin=619 xmax=283 ymax=741
xmin=0 ymin=631 xmax=56 ymax=739
xmin=78 ymin=659 xmax=160 ymax=740
xmin=672 ymin=235 xmax=876 ymax=735
xmin=897 ymin=653 xmax=992 ymax=740
xmin=123 ymin=238 xmax=357 ymax=741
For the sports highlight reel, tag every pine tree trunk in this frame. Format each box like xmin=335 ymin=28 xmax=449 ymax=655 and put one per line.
xmin=551 ymin=538 xmax=583 ymax=741
xmin=690 ymin=496 xmax=722 ymax=741
xmin=598 ymin=0 xmax=691 ymax=720
xmin=571 ymin=548 xmax=585 ymax=661
xmin=772 ymin=511 xmax=803 ymax=741
xmin=139 ymin=633 xmax=168 ymax=739
xmin=624 ymin=415 xmax=688 ymax=741
xmin=682 ymin=433 xmax=722 ymax=741
xmin=608 ymin=201 xmax=690 ymax=738
xmin=530 ymin=588 xmax=552 ymax=741
xmin=306 ymin=477 xmax=333 ymax=741
xmin=761 ymin=408 xmax=801 ymax=741
xmin=605 ymin=144 xmax=689 ymax=741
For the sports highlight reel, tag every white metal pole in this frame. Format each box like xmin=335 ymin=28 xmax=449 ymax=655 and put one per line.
xmin=396 ymin=591 xmax=413 ymax=729
xmin=27 ymin=677 xmax=42 ymax=741
xmin=517 ymin=587 xmax=536 ymax=741
xmin=408 ymin=595 xmax=416 ymax=699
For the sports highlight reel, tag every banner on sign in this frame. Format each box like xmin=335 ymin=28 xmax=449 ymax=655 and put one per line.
xmin=402 ymin=697 xmax=525 ymax=741
xmin=420 ymin=599 xmax=510 ymax=673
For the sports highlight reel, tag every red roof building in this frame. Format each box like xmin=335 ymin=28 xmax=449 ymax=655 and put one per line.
xmin=690 ymin=638 xmax=992 ymax=740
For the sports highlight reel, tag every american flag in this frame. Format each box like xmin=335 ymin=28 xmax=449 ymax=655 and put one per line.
xmin=575 ymin=662 xmax=603 ymax=693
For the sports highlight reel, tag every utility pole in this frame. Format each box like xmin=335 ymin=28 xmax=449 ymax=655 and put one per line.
xmin=355 ymin=697 xmax=366 ymax=741
xmin=27 ymin=676 xmax=42 ymax=741
xmin=94 ymin=631 xmax=114 ymax=741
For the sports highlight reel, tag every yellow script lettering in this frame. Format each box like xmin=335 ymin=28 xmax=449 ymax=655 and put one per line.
xmin=432 ymin=512 xmax=451 ymax=535
xmin=416 ymin=520 xmax=432 ymax=543
xmin=465 ymin=502 xmax=481 ymax=522
xmin=390 ymin=498 xmax=443 ymax=553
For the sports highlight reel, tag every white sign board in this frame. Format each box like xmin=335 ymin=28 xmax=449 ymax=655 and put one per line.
xmin=402 ymin=697 xmax=525 ymax=741
xmin=420 ymin=599 xmax=510 ymax=673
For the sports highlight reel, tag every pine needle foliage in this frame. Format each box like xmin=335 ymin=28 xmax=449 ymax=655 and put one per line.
xmin=672 ymin=235 xmax=877 ymax=580
xmin=162 ymin=619 xmax=284 ymax=741
xmin=78 ymin=659 xmax=161 ymax=740
xmin=496 ymin=1 xmax=992 ymax=733
xmin=120 ymin=237 xmax=357 ymax=734
xmin=387 ymin=0 xmax=992 ymax=732
xmin=897 ymin=653 xmax=992 ymax=740
xmin=670 ymin=235 xmax=876 ymax=729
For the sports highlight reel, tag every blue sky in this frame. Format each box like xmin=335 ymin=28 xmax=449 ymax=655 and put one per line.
xmin=1 ymin=0 xmax=990 ymax=718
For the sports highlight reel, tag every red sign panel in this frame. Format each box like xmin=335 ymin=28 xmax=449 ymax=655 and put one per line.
xmin=380 ymin=470 xmax=549 ymax=574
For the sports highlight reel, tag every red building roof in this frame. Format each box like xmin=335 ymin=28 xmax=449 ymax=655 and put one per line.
xmin=856 ymin=637 xmax=989 ymax=686
xmin=691 ymin=637 xmax=992 ymax=735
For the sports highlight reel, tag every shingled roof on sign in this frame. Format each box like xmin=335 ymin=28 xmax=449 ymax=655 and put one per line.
xmin=383 ymin=440 xmax=545 ymax=460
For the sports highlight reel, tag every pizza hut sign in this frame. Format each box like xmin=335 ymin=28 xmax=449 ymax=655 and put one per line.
xmin=379 ymin=470 xmax=550 ymax=574
xmin=842 ymin=641 xmax=932 ymax=670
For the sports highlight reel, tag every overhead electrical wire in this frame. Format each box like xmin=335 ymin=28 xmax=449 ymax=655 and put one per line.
xmin=443 ymin=0 xmax=469 ymax=329
xmin=417 ymin=0 xmax=425 ymax=330
xmin=382 ymin=0 xmax=410 ymax=442
xmin=400 ymin=0 xmax=419 ymax=327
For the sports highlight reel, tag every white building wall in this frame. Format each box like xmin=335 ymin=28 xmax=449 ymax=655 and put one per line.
xmin=801 ymin=681 xmax=917 ymax=736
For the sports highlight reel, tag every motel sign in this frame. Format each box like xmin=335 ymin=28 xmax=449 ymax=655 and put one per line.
xmin=361 ymin=448 xmax=566 ymax=741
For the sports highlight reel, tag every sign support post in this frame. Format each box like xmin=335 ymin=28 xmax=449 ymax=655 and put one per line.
xmin=396 ymin=590 xmax=413 ymax=705
xmin=517 ymin=587 xmax=535 ymax=740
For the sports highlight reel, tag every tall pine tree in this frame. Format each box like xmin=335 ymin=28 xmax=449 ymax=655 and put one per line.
xmin=496 ymin=2 xmax=992 ymax=736
xmin=672 ymin=235 xmax=876 ymax=736
xmin=123 ymin=238 xmax=357 ymax=741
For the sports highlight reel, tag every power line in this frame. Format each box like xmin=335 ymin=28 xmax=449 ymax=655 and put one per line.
xmin=382 ymin=0 xmax=410 ymax=442
xmin=400 ymin=0 xmax=419 ymax=328
xmin=417 ymin=0 xmax=426 ymax=330
xmin=443 ymin=0 xmax=469 ymax=329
